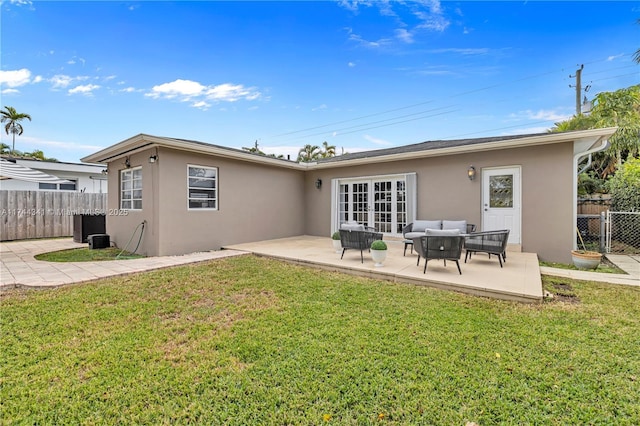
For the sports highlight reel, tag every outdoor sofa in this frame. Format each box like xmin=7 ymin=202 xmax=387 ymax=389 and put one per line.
xmin=403 ymin=220 xmax=476 ymax=255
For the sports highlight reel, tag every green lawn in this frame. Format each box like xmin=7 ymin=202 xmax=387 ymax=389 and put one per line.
xmin=34 ymin=247 xmax=144 ymax=262
xmin=2 ymin=256 xmax=639 ymax=424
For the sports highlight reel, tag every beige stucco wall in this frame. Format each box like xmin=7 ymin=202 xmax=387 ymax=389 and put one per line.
xmin=104 ymin=140 xmax=575 ymax=262
xmin=106 ymin=147 xmax=305 ymax=256
xmin=304 ymin=142 xmax=575 ymax=263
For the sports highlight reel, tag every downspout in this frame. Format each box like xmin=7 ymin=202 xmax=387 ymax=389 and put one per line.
xmin=572 ymin=137 xmax=610 ymax=250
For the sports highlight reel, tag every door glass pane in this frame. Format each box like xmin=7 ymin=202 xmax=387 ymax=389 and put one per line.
xmin=396 ymin=180 xmax=407 ymax=233
xmin=489 ymin=175 xmax=513 ymax=208
xmin=373 ymin=181 xmax=392 ymax=233
xmin=351 ymin=183 xmax=369 ymax=225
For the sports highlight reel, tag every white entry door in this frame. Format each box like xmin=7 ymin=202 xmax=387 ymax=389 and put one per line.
xmin=482 ymin=167 xmax=521 ymax=244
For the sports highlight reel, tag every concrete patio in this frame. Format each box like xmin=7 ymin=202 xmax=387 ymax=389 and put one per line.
xmin=225 ymin=236 xmax=544 ymax=303
xmin=2 ymin=236 xmax=636 ymax=301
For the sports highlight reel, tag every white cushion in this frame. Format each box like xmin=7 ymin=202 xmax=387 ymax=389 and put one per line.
xmin=413 ymin=220 xmax=442 ymax=232
xmin=426 ymin=228 xmax=460 ymax=236
xmin=341 ymin=223 xmax=365 ymax=231
xmin=405 ymin=232 xmax=425 ymax=239
xmin=443 ymin=220 xmax=467 ymax=234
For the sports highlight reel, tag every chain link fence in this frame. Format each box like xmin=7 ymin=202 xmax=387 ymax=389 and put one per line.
xmin=606 ymin=211 xmax=640 ymax=254
xmin=576 ymin=211 xmax=640 ymax=254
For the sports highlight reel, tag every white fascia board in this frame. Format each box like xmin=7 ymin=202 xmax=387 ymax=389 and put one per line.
xmin=308 ymin=127 xmax=619 ymax=170
xmin=82 ymin=134 xmax=306 ymax=170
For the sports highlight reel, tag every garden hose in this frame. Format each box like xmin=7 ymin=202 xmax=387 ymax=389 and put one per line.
xmin=116 ymin=220 xmax=146 ymax=259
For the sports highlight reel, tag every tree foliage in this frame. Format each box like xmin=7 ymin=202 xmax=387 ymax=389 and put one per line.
xmin=241 ymin=140 xmax=284 ymax=159
xmin=297 ymin=144 xmax=321 ymax=162
xmin=1 ymin=106 xmax=32 ymax=153
xmin=551 ymin=84 xmax=640 ymax=179
xmin=608 ymin=157 xmax=640 ymax=211
xmin=607 ymin=157 xmax=640 ymax=248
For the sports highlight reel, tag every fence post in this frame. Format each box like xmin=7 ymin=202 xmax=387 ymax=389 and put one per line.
xmin=599 ymin=211 xmax=606 ymax=253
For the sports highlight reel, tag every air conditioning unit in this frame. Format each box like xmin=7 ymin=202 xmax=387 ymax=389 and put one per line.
xmin=88 ymin=234 xmax=110 ymax=250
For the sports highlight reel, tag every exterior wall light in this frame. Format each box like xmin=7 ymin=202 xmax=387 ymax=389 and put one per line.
xmin=315 ymin=178 xmax=322 ymax=189
xmin=467 ymin=166 xmax=476 ymax=181
xmin=124 ymin=157 xmax=131 ymax=168
xmin=149 ymin=155 xmax=158 ymax=163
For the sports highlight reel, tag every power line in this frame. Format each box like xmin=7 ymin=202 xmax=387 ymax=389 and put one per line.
xmin=265 ymin=54 xmax=638 ymax=145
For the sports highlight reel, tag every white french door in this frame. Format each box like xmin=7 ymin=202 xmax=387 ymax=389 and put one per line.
xmin=482 ymin=166 xmax=521 ymax=244
xmin=335 ymin=174 xmax=415 ymax=236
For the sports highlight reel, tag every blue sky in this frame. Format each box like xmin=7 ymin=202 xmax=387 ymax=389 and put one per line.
xmin=1 ymin=0 xmax=638 ymax=163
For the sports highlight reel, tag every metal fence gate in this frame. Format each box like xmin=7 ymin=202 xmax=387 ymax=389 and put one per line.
xmin=605 ymin=211 xmax=640 ymax=254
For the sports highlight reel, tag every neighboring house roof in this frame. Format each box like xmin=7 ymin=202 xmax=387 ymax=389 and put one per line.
xmin=0 ymin=158 xmax=73 ymax=183
xmin=81 ymin=128 xmax=618 ymax=169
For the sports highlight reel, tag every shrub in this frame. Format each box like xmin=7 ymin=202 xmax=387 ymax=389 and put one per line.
xmin=607 ymin=157 xmax=640 ymax=247
xmin=331 ymin=231 xmax=341 ymax=240
xmin=371 ymin=240 xmax=387 ymax=250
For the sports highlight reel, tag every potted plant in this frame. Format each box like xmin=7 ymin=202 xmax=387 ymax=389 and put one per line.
xmin=331 ymin=231 xmax=342 ymax=253
xmin=571 ymin=249 xmax=602 ymax=270
xmin=370 ymin=239 xmax=387 ymax=267
xmin=572 ymin=227 xmax=602 ymax=270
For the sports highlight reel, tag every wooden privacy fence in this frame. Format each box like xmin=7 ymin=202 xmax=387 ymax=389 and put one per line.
xmin=0 ymin=190 xmax=107 ymax=241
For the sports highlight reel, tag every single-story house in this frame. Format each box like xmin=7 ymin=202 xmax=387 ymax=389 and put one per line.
xmin=0 ymin=157 xmax=108 ymax=193
xmin=81 ymin=127 xmax=617 ymax=263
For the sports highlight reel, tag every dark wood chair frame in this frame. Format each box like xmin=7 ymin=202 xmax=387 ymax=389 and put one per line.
xmin=339 ymin=229 xmax=383 ymax=263
xmin=463 ymin=230 xmax=510 ymax=267
xmin=412 ymin=235 xmax=465 ymax=274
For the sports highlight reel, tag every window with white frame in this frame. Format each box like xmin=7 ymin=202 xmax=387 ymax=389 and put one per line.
xmin=38 ymin=180 xmax=77 ymax=191
xmin=120 ymin=167 xmax=142 ymax=210
xmin=188 ymin=165 xmax=217 ymax=209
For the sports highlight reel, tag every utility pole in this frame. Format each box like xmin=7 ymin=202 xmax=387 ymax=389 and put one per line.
xmin=569 ymin=64 xmax=584 ymax=115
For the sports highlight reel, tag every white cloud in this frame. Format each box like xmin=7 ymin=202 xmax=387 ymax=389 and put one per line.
xmin=0 ymin=68 xmax=32 ymax=88
xmin=512 ymin=109 xmax=572 ymax=122
xmin=205 ymin=83 xmax=260 ymax=101
xmin=68 ymin=84 xmax=100 ymax=95
xmin=312 ymin=104 xmax=328 ymax=111
xmin=363 ymin=134 xmax=393 ymax=146
xmin=348 ymin=61 xmax=356 ymax=67
xmin=1 ymin=88 xmax=20 ymax=95
xmin=146 ymin=79 xmax=260 ymax=106
xmin=50 ymin=74 xmax=75 ymax=88
xmin=148 ymin=79 xmax=205 ymax=99
xmin=120 ymin=87 xmax=137 ymax=93
xmin=395 ymin=28 xmax=414 ymax=43
xmin=347 ymin=28 xmax=392 ymax=48
xmin=17 ymin=135 xmax=105 ymax=153
xmin=606 ymin=53 xmax=624 ymax=61
xmin=192 ymin=100 xmax=211 ymax=110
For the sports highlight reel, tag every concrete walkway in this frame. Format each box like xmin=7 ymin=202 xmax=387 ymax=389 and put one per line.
xmin=1 ymin=238 xmax=637 ymax=297
xmin=540 ymin=254 xmax=639 ymax=287
xmin=0 ymin=238 xmax=246 ymax=290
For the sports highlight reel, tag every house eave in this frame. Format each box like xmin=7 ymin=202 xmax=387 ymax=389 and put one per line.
xmin=81 ymin=128 xmax=618 ymax=170
xmin=81 ymin=134 xmax=307 ymax=170
xmin=307 ymin=127 xmax=619 ymax=169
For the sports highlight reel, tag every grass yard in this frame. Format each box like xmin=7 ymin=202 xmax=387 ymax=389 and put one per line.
xmin=34 ymin=247 xmax=144 ymax=262
xmin=1 ymin=256 xmax=639 ymax=424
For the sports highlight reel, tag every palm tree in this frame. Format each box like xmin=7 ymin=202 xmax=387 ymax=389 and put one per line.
xmin=297 ymin=144 xmax=321 ymax=162
xmin=1 ymin=106 xmax=32 ymax=154
xmin=320 ymin=141 xmax=337 ymax=158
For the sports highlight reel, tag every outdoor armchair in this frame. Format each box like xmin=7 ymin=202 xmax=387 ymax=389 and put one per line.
xmin=412 ymin=233 xmax=465 ymax=274
xmin=339 ymin=229 xmax=383 ymax=263
xmin=464 ymin=229 xmax=510 ymax=267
